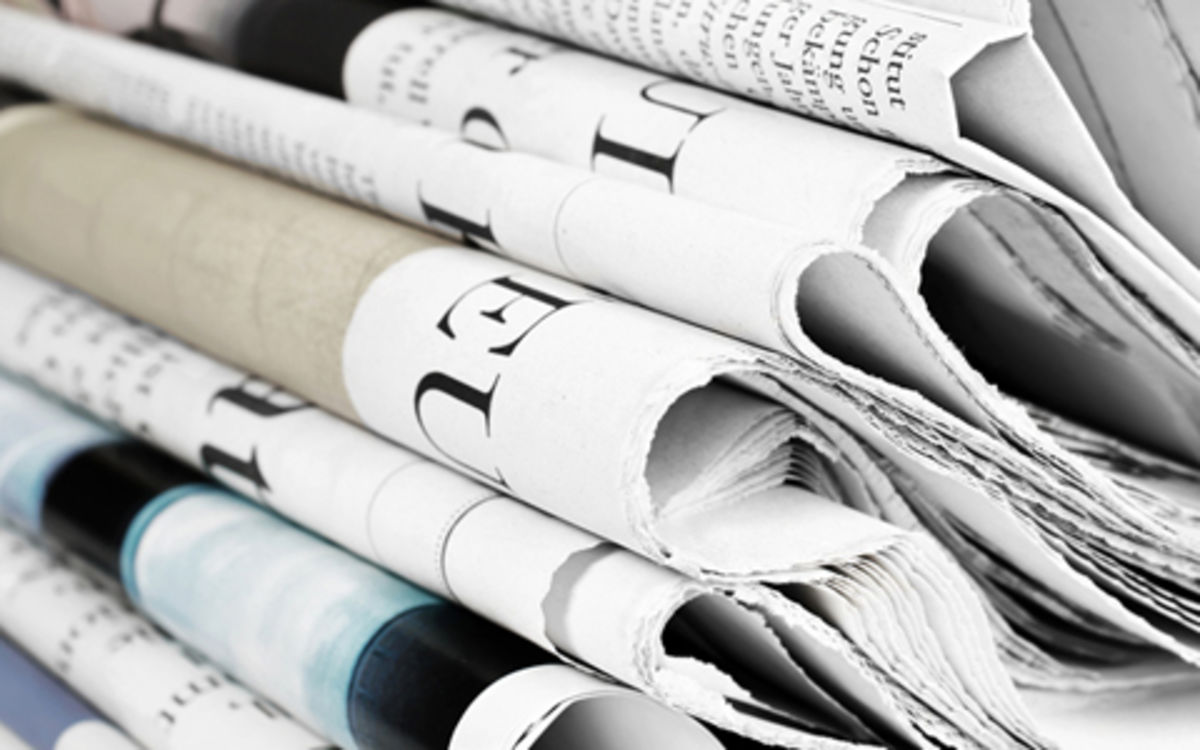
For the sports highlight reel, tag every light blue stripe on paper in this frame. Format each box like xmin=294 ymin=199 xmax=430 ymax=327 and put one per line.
xmin=127 ymin=490 xmax=439 ymax=750
xmin=118 ymin=483 xmax=216 ymax=606
xmin=0 ymin=386 xmax=120 ymax=531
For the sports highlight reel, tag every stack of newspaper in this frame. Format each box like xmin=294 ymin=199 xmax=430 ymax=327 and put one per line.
xmin=0 ymin=1 xmax=1198 ymax=748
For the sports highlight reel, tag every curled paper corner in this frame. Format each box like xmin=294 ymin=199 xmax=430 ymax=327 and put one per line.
xmin=447 ymin=664 xmax=725 ymax=750
xmin=536 ymin=534 xmax=888 ymax=747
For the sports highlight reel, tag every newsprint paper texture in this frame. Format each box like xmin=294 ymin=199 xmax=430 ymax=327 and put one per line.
xmin=5 ymin=16 xmax=1200 ymax=693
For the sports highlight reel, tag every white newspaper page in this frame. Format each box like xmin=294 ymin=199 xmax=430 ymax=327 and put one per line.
xmin=1032 ymin=0 xmax=1200 ymax=264
xmin=1025 ymin=680 xmax=1200 ymax=750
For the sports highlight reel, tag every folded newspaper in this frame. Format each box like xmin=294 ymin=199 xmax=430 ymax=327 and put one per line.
xmin=1032 ymin=0 xmax=1200 ymax=264
xmin=0 ymin=522 xmax=337 ymax=750
xmin=0 ymin=383 xmax=729 ymax=750
xmin=222 ymin=9 xmax=1200 ymax=683
xmin=0 ymin=105 xmax=1188 ymax=737
xmin=30 ymin=2 xmax=1200 ymax=465
xmin=297 ymin=3 xmax=1200 ymax=686
xmin=4 ymin=12 xmax=1200 ymax=692
xmin=418 ymin=0 xmax=1200 ymax=306
xmin=0 ymin=257 xmax=1049 ymax=748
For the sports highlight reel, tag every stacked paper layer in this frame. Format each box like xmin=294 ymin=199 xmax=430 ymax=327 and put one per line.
xmin=0 ymin=0 xmax=1198 ymax=748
